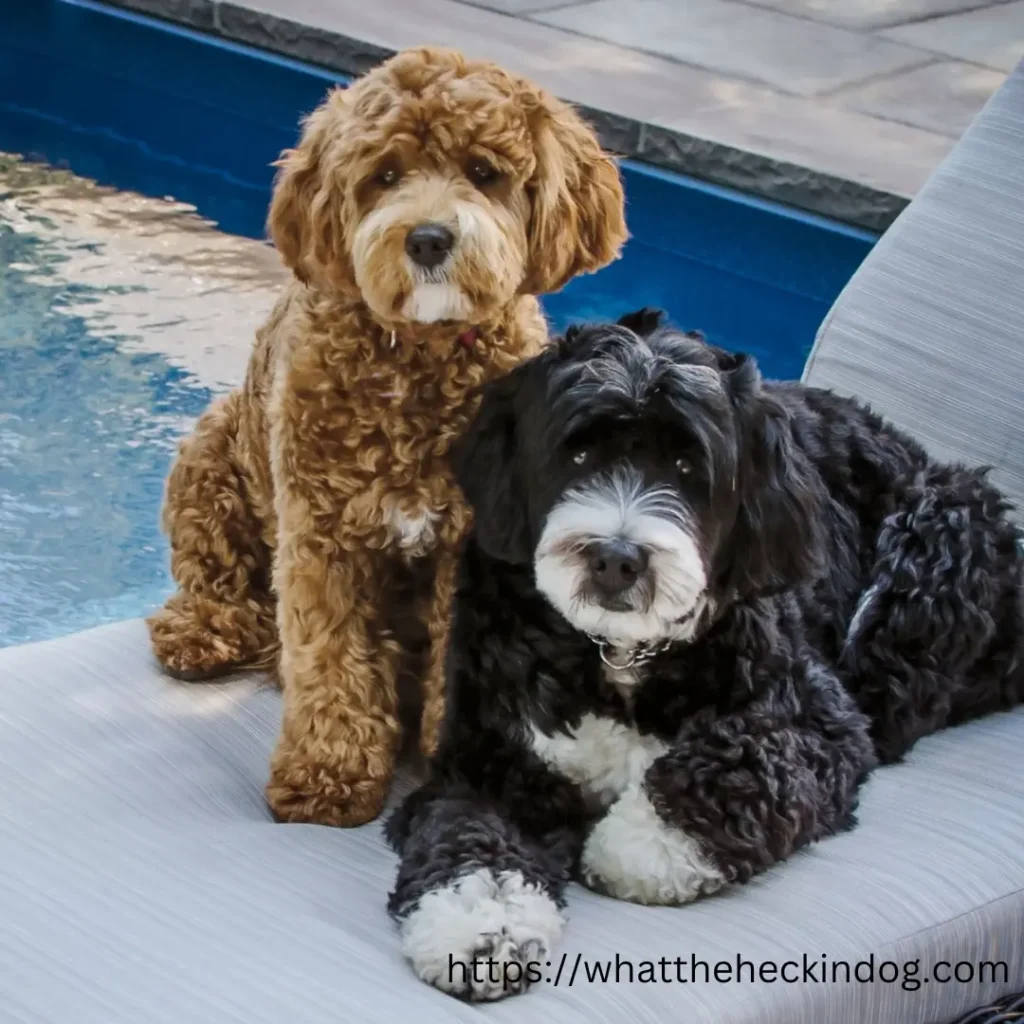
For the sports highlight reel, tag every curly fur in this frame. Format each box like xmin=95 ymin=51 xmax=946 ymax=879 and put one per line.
xmin=385 ymin=310 xmax=1024 ymax=999
xmin=145 ymin=47 xmax=627 ymax=827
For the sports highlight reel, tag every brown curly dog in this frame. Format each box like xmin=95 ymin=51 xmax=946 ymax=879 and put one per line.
xmin=146 ymin=47 xmax=628 ymax=827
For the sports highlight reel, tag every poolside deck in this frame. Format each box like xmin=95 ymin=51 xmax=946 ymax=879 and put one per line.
xmin=109 ymin=0 xmax=1024 ymax=231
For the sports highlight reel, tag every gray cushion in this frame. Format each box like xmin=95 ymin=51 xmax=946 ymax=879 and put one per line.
xmin=803 ymin=59 xmax=1024 ymax=514
xmin=1 ymin=619 xmax=1022 ymax=1024
xmin=6 ymin=58 xmax=1024 ymax=1024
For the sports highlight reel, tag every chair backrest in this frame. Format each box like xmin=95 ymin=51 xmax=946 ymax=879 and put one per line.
xmin=802 ymin=61 xmax=1024 ymax=513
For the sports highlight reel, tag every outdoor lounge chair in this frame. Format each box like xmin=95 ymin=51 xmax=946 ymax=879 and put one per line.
xmin=1 ymin=58 xmax=1022 ymax=1024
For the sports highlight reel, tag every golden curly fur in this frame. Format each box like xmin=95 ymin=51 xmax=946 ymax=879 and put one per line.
xmin=146 ymin=47 xmax=627 ymax=826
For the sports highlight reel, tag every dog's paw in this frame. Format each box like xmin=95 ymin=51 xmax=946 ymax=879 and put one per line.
xmin=265 ymin=756 xmax=388 ymax=827
xmin=147 ymin=608 xmax=245 ymax=682
xmin=581 ymin=786 xmax=726 ymax=906
xmin=399 ymin=868 xmax=564 ymax=1001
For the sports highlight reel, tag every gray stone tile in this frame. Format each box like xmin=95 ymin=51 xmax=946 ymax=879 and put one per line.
xmin=456 ymin=0 xmax=581 ymax=13
xmin=226 ymin=0 xmax=951 ymax=183
xmin=646 ymin=74 xmax=953 ymax=201
xmin=882 ymin=1 xmax=1024 ymax=71
xmin=217 ymin=1 xmax=393 ymax=75
xmin=834 ymin=60 xmax=1007 ymax=137
xmin=737 ymin=0 xmax=1000 ymax=32
xmin=533 ymin=0 xmax=932 ymax=96
xmin=214 ymin=0 xmax=701 ymax=122
xmin=117 ymin=0 xmax=959 ymax=228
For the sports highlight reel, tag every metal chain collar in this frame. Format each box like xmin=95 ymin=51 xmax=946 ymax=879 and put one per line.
xmin=586 ymin=633 xmax=674 ymax=670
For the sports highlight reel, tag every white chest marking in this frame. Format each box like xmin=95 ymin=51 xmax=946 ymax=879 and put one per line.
xmin=389 ymin=506 xmax=439 ymax=551
xmin=528 ymin=712 xmax=668 ymax=807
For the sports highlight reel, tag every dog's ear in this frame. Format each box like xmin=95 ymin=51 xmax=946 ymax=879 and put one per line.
xmin=267 ymin=89 xmax=353 ymax=292
xmin=521 ymin=92 xmax=628 ymax=295
xmin=450 ymin=365 xmax=533 ymax=564
xmin=616 ymin=307 xmax=666 ymax=337
xmin=720 ymin=356 xmax=827 ymax=596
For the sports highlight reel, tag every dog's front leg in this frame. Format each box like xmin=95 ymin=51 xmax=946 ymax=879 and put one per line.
xmin=266 ymin=527 xmax=401 ymax=827
xmin=418 ymin=547 xmax=459 ymax=758
xmin=581 ymin=698 xmax=874 ymax=905
xmin=385 ymin=784 xmax=576 ymax=1002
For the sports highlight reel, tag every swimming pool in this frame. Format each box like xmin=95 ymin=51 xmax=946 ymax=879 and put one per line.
xmin=0 ymin=0 xmax=877 ymax=648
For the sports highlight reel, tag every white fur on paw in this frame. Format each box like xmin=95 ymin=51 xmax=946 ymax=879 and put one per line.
xmin=581 ymin=786 xmax=726 ymax=905
xmin=400 ymin=869 xmax=564 ymax=1001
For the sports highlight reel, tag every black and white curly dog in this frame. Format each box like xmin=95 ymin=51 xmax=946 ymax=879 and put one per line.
xmin=385 ymin=309 xmax=1024 ymax=1000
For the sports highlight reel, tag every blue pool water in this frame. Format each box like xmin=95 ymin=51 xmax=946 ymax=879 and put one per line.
xmin=0 ymin=199 xmax=213 ymax=645
xmin=0 ymin=0 xmax=877 ymax=648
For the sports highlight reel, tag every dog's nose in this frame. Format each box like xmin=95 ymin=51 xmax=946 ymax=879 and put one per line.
xmin=587 ymin=539 xmax=649 ymax=597
xmin=405 ymin=223 xmax=455 ymax=269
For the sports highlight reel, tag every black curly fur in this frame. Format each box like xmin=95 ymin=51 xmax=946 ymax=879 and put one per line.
xmin=387 ymin=310 xmax=1024 ymax=975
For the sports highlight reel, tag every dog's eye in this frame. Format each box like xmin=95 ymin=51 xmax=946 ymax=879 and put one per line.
xmin=466 ymin=158 xmax=499 ymax=187
xmin=676 ymin=457 xmax=693 ymax=476
xmin=376 ymin=164 xmax=402 ymax=188
xmin=573 ymin=450 xmax=588 ymax=466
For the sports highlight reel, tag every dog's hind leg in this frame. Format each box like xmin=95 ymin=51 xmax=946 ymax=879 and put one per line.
xmin=840 ymin=467 xmax=1024 ymax=762
xmin=147 ymin=394 xmax=278 ymax=682
xmin=149 ymin=590 xmax=277 ymax=682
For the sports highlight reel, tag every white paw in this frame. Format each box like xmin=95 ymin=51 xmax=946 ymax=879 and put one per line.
xmin=581 ymin=786 xmax=726 ymax=905
xmin=399 ymin=869 xmax=564 ymax=1001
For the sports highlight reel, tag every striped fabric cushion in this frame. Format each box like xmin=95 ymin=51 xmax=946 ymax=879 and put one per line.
xmin=803 ymin=60 xmax=1024 ymax=515
xmin=2 ymin=60 xmax=1023 ymax=1024
xmin=0 ymin=619 xmax=1022 ymax=1024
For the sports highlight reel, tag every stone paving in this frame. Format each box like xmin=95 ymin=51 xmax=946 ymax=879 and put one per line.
xmin=116 ymin=0 xmax=1024 ymax=228
xmin=480 ymin=0 xmax=1022 ymax=136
